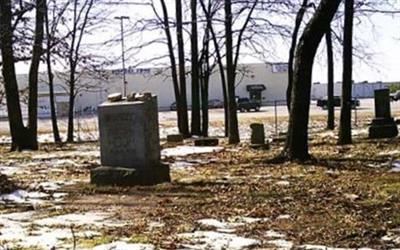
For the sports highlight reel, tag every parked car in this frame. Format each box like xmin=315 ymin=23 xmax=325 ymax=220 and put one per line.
xmin=208 ymin=99 xmax=224 ymax=109
xmin=316 ymin=96 xmax=360 ymax=109
xmin=390 ymin=90 xmax=400 ymax=101
xmin=236 ymin=97 xmax=261 ymax=112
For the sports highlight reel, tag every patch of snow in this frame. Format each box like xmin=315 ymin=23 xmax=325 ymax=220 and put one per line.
xmin=198 ymin=219 xmax=243 ymax=230
xmin=179 ymin=231 xmax=260 ymax=250
xmin=34 ymin=212 xmax=127 ymax=227
xmin=161 ymin=146 xmax=224 ymax=157
xmin=234 ymin=216 xmax=268 ymax=224
xmin=33 ymin=180 xmax=78 ymax=191
xmin=197 ymin=217 xmax=268 ymax=232
xmin=379 ymin=150 xmax=400 ymax=156
xmin=0 ymin=189 xmax=49 ymax=205
xmin=300 ymin=245 xmax=374 ymax=250
xmin=170 ymin=161 xmax=196 ymax=170
xmin=267 ymin=239 xmax=293 ymax=249
xmin=276 ymin=181 xmax=290 ymax=186
xmin=148 ymin=221 xmax=165 ymax=230
xmin=93 ymin=241 xmax=155 ymax=250
xmin=0 ymin=165 xmax=24 ymax=176
xmin=276 ymin=214 xmax=291 ymax=220
xmin=265 ymin=230 xmax=285 ymax=238
xmin=0 ymin=210 xmax=105 ymax=249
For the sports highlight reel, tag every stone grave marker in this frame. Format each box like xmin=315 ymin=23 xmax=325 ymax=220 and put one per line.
xmin=369 ymin=89 xmax=398 ymax=139
xmin=250 ymin=123 xmax=269 ymax=150
xmin=91 ymin=93 xmax=170 ymax=186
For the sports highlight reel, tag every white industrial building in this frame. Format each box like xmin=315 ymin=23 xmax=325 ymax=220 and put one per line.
xmin=9 ymin=62 xmax=289 ymax=117
xmin=2 ymin=63 xmax=398 ymax=119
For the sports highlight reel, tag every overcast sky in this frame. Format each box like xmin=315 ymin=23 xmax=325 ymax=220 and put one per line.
xmin=15 ymin=1 xmax=400 ymax=84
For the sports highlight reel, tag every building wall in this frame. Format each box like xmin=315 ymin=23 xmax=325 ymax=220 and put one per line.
xmin=311 ymin=82 xmax=391 ymax=100
xmin=12 ymin=63 xmax=289 ymax=117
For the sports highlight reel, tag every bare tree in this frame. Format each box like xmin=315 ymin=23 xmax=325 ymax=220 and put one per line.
xmin=326 ymin=26 xmax=335 ymax=130
xmin=191 ymin=0 xmax=201 ymax=136
xmin=338 ymin=0 xmax=354 ymax=145
xmin=175 ymin=0 xmax=190 ymax=137
xmin=44 ymin=0 xmax=70 ymax=143
xmin=282 ymin=0 xmax=341 ymax=161
xmin=286 ymin=0 xmax=309 ymax=111
xmin=0 ymin=0 xmax=45 ymax=151
xmin=64 ymin=0 xmax=96 ymax=142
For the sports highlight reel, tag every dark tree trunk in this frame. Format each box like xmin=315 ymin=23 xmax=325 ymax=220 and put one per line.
xmin=191 ymin=0 xmax=201 ymax=135
xmin=66 ymin=0 xmax=94 ymax=143
xmin=44 ymin=1 xmax=61 ymax=143
xmin=0 ymin=0 xmax=44 ymax=151
xmin=0 ymin=0 xmax=27 ymax=151
xmin=199 ymin=0 xmax=229 ymax=137
xmin=200 ymin=12 xmax=211 ymax=137
xmin=338 ymin=0 xmax=354 ymax=145
xmin=160 ymin=0 xmax=184 ymax=136
xmin=66 ymin=71 xmax=75 ymax=142
xmin=287 ymin=0 xmax=308 ymax=111
xmin=175 ymin=0 xmax=190 ymax=137
xmin=27 ymin=0 xmax=46 ymax=150
xmin=225 ymin=0 xmax=240 ymax=144
xmin=200 ymin=70 xmax=209 ymax=137
xmin=283 ymin=0 xmax=341 ymax=161
xmin=326 ymin=27 xmax=335 ymax=130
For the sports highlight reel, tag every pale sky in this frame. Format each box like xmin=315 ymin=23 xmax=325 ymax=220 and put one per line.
xmin=15 ymin=1 xmax=400 ymax=84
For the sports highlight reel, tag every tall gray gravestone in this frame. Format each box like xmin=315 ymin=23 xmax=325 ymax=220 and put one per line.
xmin=250 ymin=123 xmax=269 ymax=150
xmin=90 ymin=93 xmax=170 ymax=186
xmin=369 ymin=89 xmax=398 ymax=139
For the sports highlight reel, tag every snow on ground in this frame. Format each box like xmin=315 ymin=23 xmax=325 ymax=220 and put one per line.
xmin=179 ymin=231 xmax=260 ymax=250
xmin=0 ymin=165 xmax=25 ymax=176
xmin=34 ymin=212 xmax=127 ymax=227
xmin=93 ymin=241 xmax=155 ymax=250
xmin=0 ymin=211 xmax=128 ymax=249
xmin=162 ymin=146 xmax=224 ymax=157
xmin=0 ymin=189 xmax=49 ymax=205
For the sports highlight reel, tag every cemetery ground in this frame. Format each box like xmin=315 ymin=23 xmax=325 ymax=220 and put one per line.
xmin=1 ymin=105 xmax=400 ymax=248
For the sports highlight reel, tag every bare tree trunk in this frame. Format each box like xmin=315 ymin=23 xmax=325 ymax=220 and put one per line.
xmin=225 ymin=0 xmax=240 ymax=144
xmin=283 ymin=0 xmax=341 ymax=161
xmin=27 ymin=0 xmax=46 ymax=150
xmin=338 ymin=0 xmax=354 ymax=145
xmin=160 ymin=0 xmax=185 ymax=136
xmin=199 ymin=0 xmax=228 ymax=137
xmin=326 ymin=27 xmax=335 ymax=130
xmin=287 ymin=0 xmax=308 ymax=111
xmin=0 ymin=0 xmax=44 ymax=151
xmin=66 ymin=0 xmax=94 ymax=143
xmin=67 ymin=71 xmax=75 ymax=142
xmin=191 ymin=0 xmax=201 ymax=136
xmin=44 ymin=1 xmax=61 ymax=143
xmin=0 ymin=0 xmax=28 ymax=151
xmin=200 ymin=15 xmax=211 ymax=137
xmin=175 ymin=0 xmax=190 ymax=137
xmin=200 ymin=70 xmax=209 ymax=137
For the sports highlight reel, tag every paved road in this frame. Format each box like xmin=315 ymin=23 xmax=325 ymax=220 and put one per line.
xmin=1 ymin=98 xmax=400 ymax=135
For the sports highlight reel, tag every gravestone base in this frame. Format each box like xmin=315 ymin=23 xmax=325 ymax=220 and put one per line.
xmin=369 ymin=118 xmax=398 ymax=139
xmin=194 ymin=138 xmax=219 ymax=146
xmin=167 ymin=134 xmax=184 ymax=143
xmin=90 ymin=164 xmax=170 ymax=186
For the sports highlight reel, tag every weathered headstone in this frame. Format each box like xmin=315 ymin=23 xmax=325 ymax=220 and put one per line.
xmin=369 ymin=89 xmax=398 ymax=139
xmin=167 ymin=134 xmax=184 ymax=143
xmin=91 ymin=94 xmax=170 ymax=186
xmin=250 ymin=123 xmax=269 ymax=150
